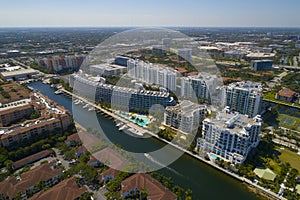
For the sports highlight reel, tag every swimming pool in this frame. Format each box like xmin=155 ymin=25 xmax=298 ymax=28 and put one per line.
xmin=209 ymin=153 xmax=222 ymax=160
xmin=118 ymin=113 xmax=149 ymax=127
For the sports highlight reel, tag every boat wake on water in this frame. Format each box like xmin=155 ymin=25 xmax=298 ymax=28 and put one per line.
xmin=144 ymin=153 xmax=184 ymax=177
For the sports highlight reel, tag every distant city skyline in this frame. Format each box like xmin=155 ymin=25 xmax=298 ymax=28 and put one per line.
xmin=1 ymin=0 xmax=300 ymax=27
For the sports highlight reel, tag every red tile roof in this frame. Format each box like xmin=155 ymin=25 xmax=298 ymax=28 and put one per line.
xmin=29 ymin=177 xmax=87 ymax=200
xmin=13 ymin=150 xmax=53 ymax=170
xmin=278 ymin=87 xmax=296 ymax=98
xmin=121 ymin=173 xmax=177 ymax=200
xmin=66 ymin=133 xmax=80 ymax=142
xmin=0 ymin=161 xmax=62 ymax=199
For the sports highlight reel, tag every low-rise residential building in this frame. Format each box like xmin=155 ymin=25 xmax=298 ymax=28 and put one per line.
xmin=197 ymin=108 xmax=262 ymax=164
xmin=0 ymin=161 xmax=63 ymax=200
xmin=66 ymin=133 xmax=81 ymax=147
xmin=99 ymin=168 xmax=119 ymax=183
xmin=0 ymin=92 xmax=73 ymax=147
xmin=221 ymin=81 xmax=263 ymax=117
xmin=121 ymin=173 xmax=177 ymax=200
xmin=276 ymin=87 xmax=297 ymax=102
xmin=29 ymin=177 xmax=87 ymax=200
xmin=164 ymin=100 xmax=206 ymax=134
xmin=0 ymin=102 xmax=34 ymax=127
xmin=13 ymin=150 xmax=53 ymax=170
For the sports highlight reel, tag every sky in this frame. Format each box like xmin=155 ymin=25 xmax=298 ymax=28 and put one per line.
xmin=1 ymin=0 xmax=300 ymax=27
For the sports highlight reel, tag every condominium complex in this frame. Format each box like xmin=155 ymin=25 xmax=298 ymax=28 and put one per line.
xmin=164 ymin=100 xmax=206 ymax=134
xmin=71 ymin=75 xmax=175 ymax=113
xmin=0 ymin=91 xmax=73 ymax=147
xmin=0 ymin=102 xmax=33 ymax=127
xmin=0 ymin=161 xmax=63 ymax=200
xmin=127 ymin=59 xmax=177 ymax=91
xmin=221 ymin=81 xmax=263 ymax=117
xmin=180 ymin=73 xmax=218 ymax=100
xmin=197 ymin=108 xmax=262 ymax=164
xmin=36 ymin=54 xmax=86 ymax=72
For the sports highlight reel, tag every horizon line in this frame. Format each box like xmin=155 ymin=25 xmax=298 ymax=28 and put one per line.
xmin=0 ymin=25 xmax=300 ymax=29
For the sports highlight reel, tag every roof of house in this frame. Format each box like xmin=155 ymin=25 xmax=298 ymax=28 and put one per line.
xmin=99 ymin=168 xmax=119 ymax=180
xmin=175 ymin=67 xmax=188 ymax=73
xmin=0 ymin=161 xmax=63 ymax=199
xmin=29 ymin=177 xmax=87 ymax=200
xmin=277 ymin=87 xmax=296 ymax=98
xmin=254 ymin=168 xmax=277 ymax=181
xmin=13 ymin=149 xmax=53 ymax=170
xmin=121 ymin=173 xmax=177 ymax=200
xmin=66 ymin=133 xmax=80 ymax=142
xmin=76 ymin=145 xmax=88 ymax=153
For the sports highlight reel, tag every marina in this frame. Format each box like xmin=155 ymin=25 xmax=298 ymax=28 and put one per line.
xmin=25 ymin=81 xmax=259 ymax=200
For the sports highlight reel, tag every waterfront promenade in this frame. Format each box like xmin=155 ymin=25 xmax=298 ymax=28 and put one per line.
xmin=60 ymin=88 xmax=285 ymax=200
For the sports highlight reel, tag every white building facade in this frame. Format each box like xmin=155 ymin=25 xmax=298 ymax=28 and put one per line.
xmin=221 ymin=81 xmax=263 ymax=118
xmin=164 ymin=100 xmax=206 ymax=134
xmin=127 ymin=59 xmax=177 ymax=91
xmin=180 ymin=73 xmax=218 ymax=100
xmin=197 ymin=108 xmax=262 ymax=164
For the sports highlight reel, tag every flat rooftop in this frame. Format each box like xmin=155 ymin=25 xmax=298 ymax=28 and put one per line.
xmin=1 ymin=68 xmax=37 ymax=77
xmin=166 ymin=100 xmax=206 ymax=116
xmin=0 ymin=83 xmax=31 ymax=104
xmin=205 ymin=109 xmax=262 ymax=135
xmin=227 ymin=81 xmax=263 ymax=93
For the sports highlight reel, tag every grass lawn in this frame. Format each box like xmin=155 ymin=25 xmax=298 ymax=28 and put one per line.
xmin=263 ymin=91 xmax=300 ymax=109
xmin=279 ymin=149 xmax=300 ymax=174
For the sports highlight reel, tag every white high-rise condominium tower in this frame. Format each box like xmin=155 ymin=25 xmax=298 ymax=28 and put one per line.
xmin=180 ymin=73 xmax=218 ymax=101
xmin=197 ymin=107 xmax=262 ymax=164
xmin=221 ymin=81 xmax=263 ymax=118
xmin=127 ymin=59 xmax=176 ymax=91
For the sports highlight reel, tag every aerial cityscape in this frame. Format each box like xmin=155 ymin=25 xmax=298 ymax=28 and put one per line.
xmin=1 ymin=1 xmax=300 ymax=200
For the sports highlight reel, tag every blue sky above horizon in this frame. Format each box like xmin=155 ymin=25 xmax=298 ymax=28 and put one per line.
xmin=1 ymin=0 xmax=300 ymax=27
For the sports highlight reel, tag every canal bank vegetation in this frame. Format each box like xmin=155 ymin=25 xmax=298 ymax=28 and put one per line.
xmin=49 ymin=78 xmax=73 ymax=92
xmin=236 ymin=136 xmax=300 ymax=199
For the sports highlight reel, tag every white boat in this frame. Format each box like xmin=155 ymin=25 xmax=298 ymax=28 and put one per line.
xmin=54 ymin=90 xmax=63 ymax=95
xmin=88 ymin=106 xmax=96 ymax=111
xmin=124 ymin=128 xmax=144 ymax=137
xmin=116 ymin=122 xmax=123 ymax=127
xmin=119 ymin=125 xmax=127 ymax=131
xmin=73 ymin=99 xmax=80 ymax=105
xmin=83 ymin=104 xmax=89 ymax=109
